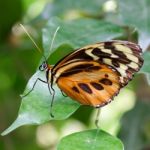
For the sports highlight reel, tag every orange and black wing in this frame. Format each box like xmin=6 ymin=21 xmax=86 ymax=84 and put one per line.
xmin=57 ymin=61 xmax=120 ymax=107
xmin=52 ymin=40 xmax=143 ymax=107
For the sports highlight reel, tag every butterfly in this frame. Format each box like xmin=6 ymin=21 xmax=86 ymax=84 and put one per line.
xmin=31 ymin=40 xmax=143 ymax=112
xmin=22 ymin=39 xmax=143 ymax=118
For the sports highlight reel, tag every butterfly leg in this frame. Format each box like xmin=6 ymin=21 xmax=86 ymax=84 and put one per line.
xmin=61 ymin=90 xmax=68 ymax=97
xmin=49 ymin=83 xmax=55 ymax=118
xmin=95 ymin=108 xmax=101 ymax=129
xmin=21 ymin=78 xmax=48 ymax=98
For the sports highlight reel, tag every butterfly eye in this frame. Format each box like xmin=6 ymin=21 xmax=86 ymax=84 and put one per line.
xmin=39 ymin=61 xmax=48 ymax=71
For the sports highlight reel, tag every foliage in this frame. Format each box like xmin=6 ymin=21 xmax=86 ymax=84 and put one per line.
xmin=1 ymin=0 xmax=150 ymax=150
xmin=58 ymin=130 xmax=124 ymax=150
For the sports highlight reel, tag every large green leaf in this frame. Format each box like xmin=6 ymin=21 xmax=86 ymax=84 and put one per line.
xmin=57 ymin=129 xmax=124 ymax=150
xmin=118 ymin=0 xmax=150 ymax=50
xmin=118 ymin=101 xmax=150 ymax=150
xmin=43 ymin=18 xmax=124 ymax=59
xmin=1 ymin=71 xmax=80 ymax=136
xmin=2 ymin=18 xmax=124 ymax=135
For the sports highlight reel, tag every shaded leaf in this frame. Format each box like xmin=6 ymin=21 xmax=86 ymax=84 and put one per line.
xmin=58 ymin=129 xmax=124 ymax=150
xmin=118 ymin=0 xmax=150 ymax=50
xmin=41 ymin=0 xmax=105 ymax=20
xmin=145 ymin=74 xmax=150 ymax=85
xmin=118 ymin=101 xmax=150 ymax=150
xmin=52 ymin=0 xmax=105 ymax=16
xmin=48 ymin=44 xmax=74 ymax=64
xmin=0 ymin=0 xmax=22 ymax=42
xmin=1 ymin=71 xmax=80 ymax=136
xmin=42 ymin=18 xmax=124 ymax=59
xmin=141 ymin=51 xmax=150 ymax=73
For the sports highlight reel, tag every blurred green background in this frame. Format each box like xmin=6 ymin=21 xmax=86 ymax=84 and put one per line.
xmin=0 ymin=0 xmax=150 ymax=150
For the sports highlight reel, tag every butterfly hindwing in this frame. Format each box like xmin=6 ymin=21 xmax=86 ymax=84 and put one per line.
xmin=57 ymin=61 xmax=120 ymax=107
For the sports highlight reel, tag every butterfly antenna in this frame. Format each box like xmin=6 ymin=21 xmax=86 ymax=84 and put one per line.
xmin=19 ymin=23 xmax=47 ymax=62
xmin=20 ymin=24 xmax=51 ymax=98
xmin=49 ymin=26 xmax=60 ymax=54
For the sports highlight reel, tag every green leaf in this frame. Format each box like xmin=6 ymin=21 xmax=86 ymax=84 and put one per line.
xmin=31 ymin=0 xmax=105 ymax=26
xmin=42 ymin=18 xmax=124 ymax=58
xmin=145 ymin=74 xmax=150 ymax=85
xmin=140 ymin=51 xmax=150 ymax=84
xmin=118 ymin=0 xmax=150 ymax=50
xmin=57 ymin=129 xmax=124 ymax=150
xmin=140 ymin=51 xmax=150 ymax=73
xmin=118 ymin=101 xmax=150 ymax=150
xmin=48 ymin=44 xmax=74 ymax=64
xmin=1 ymin=17 xmax=124 ymax=136
xmin=48 ymin=0 xmax=106 ymax=17
xmin=1 ymin=71 xmax=80 ymax=136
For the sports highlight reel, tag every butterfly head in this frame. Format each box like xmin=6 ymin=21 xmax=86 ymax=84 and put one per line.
xmin=39 ymin=61 xmax=48 ymax=71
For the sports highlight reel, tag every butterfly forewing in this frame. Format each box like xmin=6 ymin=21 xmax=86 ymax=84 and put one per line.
xmin=51 ymin=40 xmax=143 ymax=107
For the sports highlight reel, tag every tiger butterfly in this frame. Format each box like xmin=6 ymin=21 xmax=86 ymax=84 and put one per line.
xmin=37 ymin=40 xmax=143 ymax=110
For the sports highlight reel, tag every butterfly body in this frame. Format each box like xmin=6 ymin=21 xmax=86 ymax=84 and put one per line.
xmin=42 ymin=40 xmax=143 ymax=108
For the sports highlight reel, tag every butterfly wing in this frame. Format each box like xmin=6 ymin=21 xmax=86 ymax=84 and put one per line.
xmin=52 ymin=40 xmax=143 ymax=107
xmin=57 ymin=61 xmax=121 ymax=107
xmin=52 ymin=40 xmax=143 ymax=86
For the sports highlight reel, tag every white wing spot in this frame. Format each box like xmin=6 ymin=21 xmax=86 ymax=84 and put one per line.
xmin=115 ymin=68 xmax=126 ymax=77
xmin=125 ymin=53 xmax=138 ymax=63
xmin=101 ymin=48 xmax=118 ymax=58
xmin=103 ymin=58 xmax=112 ymax=65
xmin=85 ymin=49 xmax=99 ymax=60
xmin=119 ymin=63 xmax=128 ymax=70
xmin=103 ymin=58 xmax=127 ymax=77
xmin=115 ymin=45 xmax=132 ymax=54
xmin=128 ymin=62 xmax=139 ymax=69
